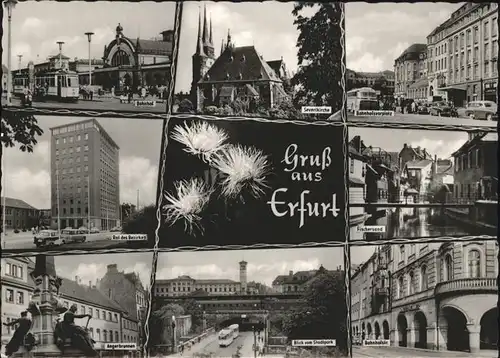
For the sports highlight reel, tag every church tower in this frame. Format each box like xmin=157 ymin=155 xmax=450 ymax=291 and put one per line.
xmin=191 ymin=5 xmax=215 ymax=108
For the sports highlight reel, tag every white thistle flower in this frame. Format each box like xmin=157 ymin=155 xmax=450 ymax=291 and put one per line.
xmin=212 ymin=145 xmax=271 ymax=200
xmin=171 ymin=121 xmax=228 ymax=162
xmin=163 ymin=178 xmax=212 ymax=234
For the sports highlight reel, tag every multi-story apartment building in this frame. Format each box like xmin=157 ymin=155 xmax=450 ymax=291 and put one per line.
xmin=451 ymin=131 xmax=498 ymax=201
xmin=1 ymin=258 xmax=141 ymax=354
xmin=426 ymin=3 xmax=498 ymax=105
xmin=394 ymin=44 xmax=428 ymax=101
xmin=50 ymin=119 xmax=120 ymax=231
xmin=0 ymin=197 xmax=38 ymax=231
xmin=351 ymin=241 xmax=498 ymax=353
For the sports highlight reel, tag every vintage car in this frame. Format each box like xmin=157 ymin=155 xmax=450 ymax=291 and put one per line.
xmin=429 ymin=101 xmax=458 ymax=117
xmin=33 ymin=230 xmax=60 ymax=248
xmin=464 ymin=100 xmax=498 ymax=121
xmin=417 ymin=104 xmax=430 ymax=114
xmin=60 ymin=229 xmax=87 ymax=244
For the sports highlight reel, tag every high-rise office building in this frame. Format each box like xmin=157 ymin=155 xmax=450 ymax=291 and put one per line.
xmin=50 ymin=119 xmax=120 ymax=230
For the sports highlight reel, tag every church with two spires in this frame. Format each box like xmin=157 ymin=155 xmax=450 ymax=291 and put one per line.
xmin=190 ymin=6 xmax=291 ymax=112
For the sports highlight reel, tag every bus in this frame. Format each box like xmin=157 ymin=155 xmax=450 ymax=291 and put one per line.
xmin=218 ymin=328 xmax=233 ymax=347
xmin=13 ymin=69 xmax=80 ymax=102
xmin=347 ymin=87 xmax=379 ymax=113
xmin=228 ymin=324 xmax=239 ymax=340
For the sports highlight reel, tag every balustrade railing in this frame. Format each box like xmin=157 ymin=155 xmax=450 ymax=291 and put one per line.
xmin=435 ymin=278 xmax=497 ymax=295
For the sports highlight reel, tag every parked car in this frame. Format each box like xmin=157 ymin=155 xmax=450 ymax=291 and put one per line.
xmin=60 ymin=229 xmax=87 ymax=244
xmin=464 ymin=100 xmax=498 ymax=121
xmin=110 ymin=226 xmax=122 ymax=232
xmin=90 ymin=227 xmax=100 ymax=233
xmin=33 ymin=230 xmax=60 ymax=248
xmin=417 ymin=104 xmax=429 ymax=114
xmin=430 ymin=101 xmax=456 ymax=117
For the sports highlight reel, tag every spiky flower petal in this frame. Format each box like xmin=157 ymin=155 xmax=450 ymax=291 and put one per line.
xmin=212 ymin=145 xmax=271 ymax=200
xmin=171 ymin=121 xmax=228 ymax=162
xmin=163 ymin=178 xmax=212 ymax=234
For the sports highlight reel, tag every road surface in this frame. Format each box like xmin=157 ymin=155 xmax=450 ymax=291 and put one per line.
xmin=1 ymin=231 xmax=148 ymax=252
xmin=175 ymin=332 xmax=259 ymax=358
xmin=348 ymin=113 xmax=497 ymax=130
xmin=353 ymin=346 xmax=498 ymax=357
xmin=3 ymin=97 xmax=168 ymax=116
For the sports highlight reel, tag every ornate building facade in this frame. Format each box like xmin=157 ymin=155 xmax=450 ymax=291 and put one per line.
xmin=190 ymin=6 xmax=289 ymax=112
xmin=393 ymin=44 xmax=428 ymax=101
xmin=351 ymin=241 xmax=498 ymax=353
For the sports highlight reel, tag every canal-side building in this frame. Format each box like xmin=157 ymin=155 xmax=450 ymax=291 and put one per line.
xmin=348 ymin=137 xmax=369 ymax=240
xmin=451 ymin=131 xmax=498 ymax=201
xmin=351 ymin=241 xmax=499 ymax=353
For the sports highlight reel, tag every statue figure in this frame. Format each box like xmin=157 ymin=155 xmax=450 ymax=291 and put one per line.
xmin=54 ymin=304 xmax=97 ymax=357
xmin=3 ymin=311 xmax=35 ymax=356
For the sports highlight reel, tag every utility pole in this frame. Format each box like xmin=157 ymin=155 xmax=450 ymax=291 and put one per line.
xmin=253 ymin=325 xmax=257 ymax=358
xmin=87 ymin=176 xmax=90 ymax=234
xmin=136 ymin=189 xmax=139 ymax=210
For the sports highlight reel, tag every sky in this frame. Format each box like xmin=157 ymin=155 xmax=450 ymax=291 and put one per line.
xmin=26 ymin=253 xmax=153 ymax=290
xmin=2 ymin=116 xmax=163 ymax=209
xmin=1 ymin=1 xmax=176 ymax=67
xmin=349 ymin=128 xmax=469 ymax=161
xmin=350 ymin=245 xmax=378 ymax=266
xmin=345 ymin=2 xmax=462 ymax=72
xmin=156 ymin=247 xmax=344 ymax=287
xmin=175 ymin=1 xmax=314 ymax=93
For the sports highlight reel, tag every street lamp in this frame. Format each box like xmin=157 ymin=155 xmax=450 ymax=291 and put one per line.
xmin=171 ymin=315 xmax=176 ymax=353
xmin=84 ymin=32 xmax=94 ymax=87
xmin=56 ymin=41 xmax=65 ymax=69
xmin=4 ymin=0 xmax=18 ymax=106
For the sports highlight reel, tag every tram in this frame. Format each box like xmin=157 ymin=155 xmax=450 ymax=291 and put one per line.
xmin=218 ymin=324 xmax=239 ymax=347
xmin=13 ymin=69 xmax=80 ymax=102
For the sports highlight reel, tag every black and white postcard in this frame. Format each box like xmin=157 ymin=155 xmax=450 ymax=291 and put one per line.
xmin=1 ymin=252 xmax=153 ymax=357
xmin=348 ymin=127 xmax=498 ymax=242
xmin=349 ymin=241 xmax=498 ymax=356
xmin=1 ymin=115 xmax=162 ymax=254
xmin=157 ymin=116 xmax=346 ymax=249
xmin=2 ymin=1 xmax=178 ymax=118
xmin=173 ymin=1 xmax=344 ymax=121
xmin=149 ymin=247 xmax=348 ymax=357
xmin=345 ymin=2 xmax=498 ymax=130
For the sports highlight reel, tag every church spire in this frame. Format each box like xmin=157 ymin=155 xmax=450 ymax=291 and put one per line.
xmin=195 ymin=7 xmax=204 ymax=55
xmin=226 ymin=28 xmax=232 ymax=50
xmin=209 ymin=15 xmax=213 ymax=45
xmin=220 ymin=39 xmax=224 ymax=56
xmin=202 ymin=4 xmax=209 ymax=44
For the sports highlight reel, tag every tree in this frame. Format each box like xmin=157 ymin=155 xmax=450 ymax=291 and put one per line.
xmin=291 ymin=3 xmax=343 ymax=113
xmin=149 ymin=303 xmax=185 ymax=346
xmin=178 ymin=299 xmax=204 ymax=333
xmin=283 ymin=267 xmax=347 ymax=355
xmin=178 ymin=98 xmax=194 ymax=113
xmin=122 ymin=205 xmax=157 ymax=246
xmin=1 ymin=111 xmax=44 ymax=152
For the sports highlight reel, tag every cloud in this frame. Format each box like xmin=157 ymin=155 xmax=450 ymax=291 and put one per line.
xmin=345 ymin=3 xmax=460 ymax=71
xmin=20 ymin=17 xmax=48 ymax=37
xmin=409 ymin=138 xmax=464 ymax=160
xmin=119 ymin=157 xmax=158 ymax=207
xmin=156 ymin=258 xmax=322 ymax=286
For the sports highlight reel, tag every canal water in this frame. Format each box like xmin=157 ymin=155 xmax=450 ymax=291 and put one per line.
xmin=351 ymin=207 xmax=476 ymax=241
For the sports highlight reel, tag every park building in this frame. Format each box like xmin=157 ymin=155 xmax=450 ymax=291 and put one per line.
xmin=0 ymin=257 xmax=142 ymax=355
xmin=350 ymin=241 xmax=498 ymax=354
xmin=426 ymin=2 xmax=498 ymax=106
xmin=271 ymin=266 xmax=339 ymax=294
xmin=50 ymin=118 xmax=120 ymax=231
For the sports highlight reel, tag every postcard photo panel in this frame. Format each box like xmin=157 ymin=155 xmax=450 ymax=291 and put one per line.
xmin=349 ymin=240 xmax=499 ymax=356
xmin=2 ymin=1 xmax=179 ymax=118
xmin=1 ymin=115 xmax=163 ymax=255
xmin=348 ymin=126 xmax=498 ymax=243
xmin=1 ymin=252 xmax=154 ymax=357
xmin=345 ymin=2 xmax=498 ymax=130
xmin=173 ymin=1 xmax=344 ymax=121
xmin=149 ymin=247 xmax=348 ymax=357
xmin=157 ymin=116 xmax=347 ymax=249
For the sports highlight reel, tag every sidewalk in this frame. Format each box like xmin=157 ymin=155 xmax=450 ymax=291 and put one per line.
xmin=170 ymin=332 xmax=216 ymax=357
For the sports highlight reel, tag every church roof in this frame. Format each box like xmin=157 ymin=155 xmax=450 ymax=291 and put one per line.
xmin=201 ymin=46 xmax=281 ymax=83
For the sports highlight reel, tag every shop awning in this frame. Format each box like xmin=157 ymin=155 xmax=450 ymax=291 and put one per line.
xmin=438 ymin=84 xmax=467 ymax=91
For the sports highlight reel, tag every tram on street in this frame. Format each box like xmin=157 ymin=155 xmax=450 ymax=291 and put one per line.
xmin=347 ymin=87 xmax=379 ymax=113
xmin=13 ymin=69 xmax=80 ymax=102
xmin=218 ymin=324 xmax=239 ymax=347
